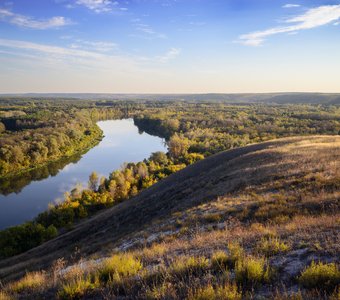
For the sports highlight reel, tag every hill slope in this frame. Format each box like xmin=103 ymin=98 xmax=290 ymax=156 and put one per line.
xmin=0 ymin=136 xmax=339 ymax=298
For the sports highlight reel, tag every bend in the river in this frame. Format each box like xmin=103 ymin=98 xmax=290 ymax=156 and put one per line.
xmin=0 ymin=119 xmax=167 ymax=229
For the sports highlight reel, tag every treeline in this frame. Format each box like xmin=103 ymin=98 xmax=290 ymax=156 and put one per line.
xmin=0 ymin=103 xmax=125 ymax=178
xmin=0 ymin=139 xmax=204 ymax=257
xmin=134 ymin=103 xmax=340 ymax=156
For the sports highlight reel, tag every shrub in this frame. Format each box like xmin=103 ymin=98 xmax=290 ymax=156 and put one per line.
xmin=0 ymin=291 xmax=12 ymax=300
xmin=99 ymin=253 xmax=143 ymax=282
xmin=204 ymin=213 xmax=222 ymax=223
xmin=235 ymin=256 xmax=271 ymax=285
xmin=145 ymin=282 xmax=177 ymax=299
xmin=8 ymin=271 xmax=46 ymax=293
xmin=256 ymin=237 xmax=290 ymax=256
xmin=226 ymin=242 xmax=244 ymax=267
xmin=188 ymin=283 xmax=242 ymax=300
xmin=170 ymin=256 xmax=209 ymax=277
xmin=211 ymin=250 xmax=229 ymax=272
xmin=298 ymin=261 xmax=340 ymax=291
xmin=58 ymin=275 xmax=99 ymax=300
xmin=0 ymin=223 xmax=58 ymax=257
xmin=141 ymin=243 xmax=167 ymax=262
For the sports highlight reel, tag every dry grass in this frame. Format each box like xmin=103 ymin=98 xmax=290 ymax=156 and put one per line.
xmin=299 ymin=261 xmax=340 ymax=291
xmin=188 ymin=283 xmax=242 ymax=300
xmin=98 ymin=253 xmax=143 ymax=282
xmin=0 ymin=291 xmax=12 ymax=300
xmin=1 ymin=136 xmax=339 ymax=299
xmin=7 ymin=271 xmax=46 ymax=293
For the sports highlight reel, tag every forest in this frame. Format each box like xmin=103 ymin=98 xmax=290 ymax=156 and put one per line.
xmin=0 ymin=98 xmax=340 ymax=257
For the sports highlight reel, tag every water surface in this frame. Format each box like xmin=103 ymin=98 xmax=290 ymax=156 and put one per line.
xmin=0 ymin=119 xmax=166 ymax=229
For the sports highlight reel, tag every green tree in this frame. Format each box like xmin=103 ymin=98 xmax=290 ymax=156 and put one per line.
xmin=149 ymin=151 xmax=168 ymax=165
xmin=88 ymin=171 xmax=99 ymax=191
xmin=168 ymin=133 xmax=190 ymax=159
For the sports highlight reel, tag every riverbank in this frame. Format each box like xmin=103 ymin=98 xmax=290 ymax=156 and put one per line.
xmin=0 ymin=124 xmax=103 ymax=180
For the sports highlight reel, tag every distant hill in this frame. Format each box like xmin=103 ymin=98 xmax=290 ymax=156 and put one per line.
xmin=1 ymin=135 xmax=339 ymax=299
xmin=1 ymin=92 xmax=340 ymax=104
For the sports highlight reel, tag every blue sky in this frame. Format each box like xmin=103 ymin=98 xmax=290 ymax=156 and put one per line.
xmin=0 ymin=0 xmax=340 ymax=93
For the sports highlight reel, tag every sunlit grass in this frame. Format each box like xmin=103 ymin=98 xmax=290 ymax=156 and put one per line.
xmin=298 ymin=261 xmax=340 ymax=291
xmin=99 ymin=252 xmax=143 ymax=282
xmin=8 ymin=271 xmax=46 ymax=293
xmin=170 ymin=256 xmax=209 ymax=277
xmin=58 ymin=275 xmax=99 ymax=300
xmin=188 ymin=283 xmax=242 ymax=300
xmin=235 ymin=256 xmax=271 ymax=285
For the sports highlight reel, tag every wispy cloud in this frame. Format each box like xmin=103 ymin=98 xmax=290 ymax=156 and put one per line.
xmin=0 ymin=38 xmax=133 ymax=72
xmin=75 ymin=0 xmax=117 ymax=13
xmin=0 ymin=8 xmax=70 ymax=29
xmin=283 ymin=4 xmax=301 ymax=9
xmin=157 ymin=48 xmax=181 ymax=63
xmin=133 ymin=22 xmax=167 ymax=39
xmin=69 ymin=39 xmax=118 ymax=52
xmin=0 ymin=38 xmax=181 ymax=72
xmin=239 ymin=5 xmax=340 ymax=46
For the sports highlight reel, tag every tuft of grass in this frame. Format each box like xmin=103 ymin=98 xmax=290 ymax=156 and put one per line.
xmin=99 ymin=253 xmax=143 ymax=282
xmin=188 ymin=283 xmax=242 ymax=300
xmin=226 ymin=242 xmax=244 ymax=267
xmin=235 ymin=256 xmax=271 ymax=285
xmin=211 ymin=250 xmax=229 ymax=272
xmin=145 ymin=282 xmax=177 ymax=299
xmin=141 ymin=243 xmax=167 ymax=261
xmin=256 ymin=237 xmax=290 ymax=256
xmin=58 ymin=275 xmax=99 ymax=300
xmin=273 ymin=290 xmax=303 ymax=300
xmin=170 ymin=256 xmax=209 ymax=277
xmin=204 ymin=213 xmax=222 ymax=224
xmin=298 ymin=261 xmax=340 ymax=291
xmin=0 ymin=291 xmax=12 ymax=300
xmin=8 ymin=271 xmax=46 ymax=293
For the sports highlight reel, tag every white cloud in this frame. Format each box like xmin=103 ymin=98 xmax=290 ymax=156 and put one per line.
xmin=239 ymin=5 xmax=340 ymax=46
xmin=0 ymin=8 xmax=70 ymax=29
xmin=0 ymin=38 xmax=117 ymax=62
xmin=157 ymin=48 xmax=181 ymax=63
xmin=283 ymin=4 xmax=301 ymax=9
xmin=69 ymin=39 xmax=118 ymax=52
xmin=0 ymin=38 xmax=181 ymax=72
xmin=75 ymin=0 xmax=116 ymax=13
xmin=130 ymin=21 xmax=167 ymax=39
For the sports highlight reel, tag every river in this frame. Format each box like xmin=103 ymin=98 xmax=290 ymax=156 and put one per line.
xmin=0 ymin=119 xmax=167 ymax=229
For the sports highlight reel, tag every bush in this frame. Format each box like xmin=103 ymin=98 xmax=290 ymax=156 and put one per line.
xmin=298 ymin=261 xmax=340 ymax=291
xmin=188 ymin=283 xmax=242 ymax=300
xmin=235 ymin=256 xmax=271 ymax=285
xmin=58 ymin=275 xmax=99 ymax=300
xmin=211 ymin=250 xmax=229 ymax=272
xmin=99 ymin=253 xmax=143 ymax=282
xmin=256 ymin=237 xmax=290 ymax=256
xmin=226 ymin=242 xmax=244 ymax=267
xmin=0 ymin=222 xmax=58 ymax=257
xmin=0 ymin=291 xmax=12 ymax=300
xmin=145 ymin=282 xmax=177 ymax=299
xmin=170 ymin=256 xmax=209 ymax=277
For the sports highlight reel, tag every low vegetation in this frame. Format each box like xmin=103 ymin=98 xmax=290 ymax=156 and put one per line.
xmin=299 ymin=261 xmax=340 ymax=291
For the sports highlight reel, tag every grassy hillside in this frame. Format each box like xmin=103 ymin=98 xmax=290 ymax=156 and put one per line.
xmin=0 ymin=136 xmax=339 ymax=299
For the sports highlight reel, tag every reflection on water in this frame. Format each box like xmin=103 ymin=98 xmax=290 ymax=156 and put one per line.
xmin=0 ymin=119 xmax=167 ymax=229
xmin=0 ymin=153 xmax=83 ymax=195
